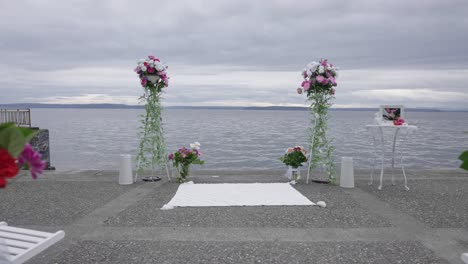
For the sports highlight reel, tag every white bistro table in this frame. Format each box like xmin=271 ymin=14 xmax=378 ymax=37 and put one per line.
xmin=366 ymin=124 xmax=418 ymax=191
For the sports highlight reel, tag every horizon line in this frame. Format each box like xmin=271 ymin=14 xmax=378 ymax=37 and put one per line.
xmin=1 ymin=103 xmax=467 ymax=112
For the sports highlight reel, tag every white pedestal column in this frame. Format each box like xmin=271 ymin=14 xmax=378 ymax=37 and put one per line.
xmin=340 ymin=157 xmax=354 ymax=188
xmin=119 ymin=154 xmax=133 ymax=185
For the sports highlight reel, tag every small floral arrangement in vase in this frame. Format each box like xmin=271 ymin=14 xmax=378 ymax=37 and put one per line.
xmin=168 ymin=142 xmax=205 ymax=183
xmin=279 ymin=146 xmax=308 ymax=184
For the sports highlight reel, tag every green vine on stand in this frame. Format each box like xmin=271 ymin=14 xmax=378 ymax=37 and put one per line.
xmin=136 ymin=82 xmax=168 ymax=176
xmin=307 ymin=92 xmax=335 ymax=182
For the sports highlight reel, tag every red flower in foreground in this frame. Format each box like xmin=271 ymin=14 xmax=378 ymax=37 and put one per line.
xmin=0 ymin=148 xmax=19 ymax=188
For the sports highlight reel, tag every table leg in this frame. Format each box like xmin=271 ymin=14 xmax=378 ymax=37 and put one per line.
xmin=368 ymin=128 xmax=379 ymax=186
xmin=400 ymin=129 xmax=411 ymax=191
xmin=391 ymin=128 xmax=400 ymax=186
xmin=378 ymin=127 xmax=385 ymax=191
xmin=402 ymin=165 xmax=410 ymax=191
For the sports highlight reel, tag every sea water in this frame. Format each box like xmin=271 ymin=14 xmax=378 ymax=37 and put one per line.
xmin=31 ymin=108 xmax=468 ymax=171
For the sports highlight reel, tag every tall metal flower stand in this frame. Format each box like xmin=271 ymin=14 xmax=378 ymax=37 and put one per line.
xmin=135 ymin=88 xmax=171 ymax=182
xmin=133 ymin=55 xmax=172 ymax=182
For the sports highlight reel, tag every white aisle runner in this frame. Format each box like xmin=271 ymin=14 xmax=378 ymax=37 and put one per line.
xmin=161 ymin=182 xmax=315 ymax=210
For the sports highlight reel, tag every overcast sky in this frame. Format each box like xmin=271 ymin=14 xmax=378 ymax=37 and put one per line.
xmin=1 ymin=0 xmax=467 ymax=109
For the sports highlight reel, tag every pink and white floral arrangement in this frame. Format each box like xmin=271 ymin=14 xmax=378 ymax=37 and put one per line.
xmin=134 ymin=55 xmax=169 ymax=91
xmin=285 ymin=146 xmax=308 ymax=156
xmin=297 ymin=59 xmax=338 ymax=96
xmin=168 ymin=142 xmax=205 ymax=183
xmin=280 ymin=146 xmax=308 ymax=168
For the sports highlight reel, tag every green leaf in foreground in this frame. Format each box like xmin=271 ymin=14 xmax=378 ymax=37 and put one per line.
xmin=0 ymin=127 xmax=27 ymax=157
xmin=459 ymin=151 xmax=468 ymax=170
xmin=0 ymin=122 xmax=16 ymax=130
xmin=459 ymin=151 xmax=468 ymax=161
xmin=17 ymin=127 xmax=39 ymax=142
xmin=461 ymin=161 xmax=468 ymax=171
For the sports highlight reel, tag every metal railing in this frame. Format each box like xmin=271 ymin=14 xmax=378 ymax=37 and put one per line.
xmin=0 ymin=109 xmax=31 ymax=127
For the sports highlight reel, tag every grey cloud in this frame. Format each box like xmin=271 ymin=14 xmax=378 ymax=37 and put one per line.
xmin=1 ymin=0 xmax=468 ymax=108
xmin=2 ymin=0 xmax=468 ymax=69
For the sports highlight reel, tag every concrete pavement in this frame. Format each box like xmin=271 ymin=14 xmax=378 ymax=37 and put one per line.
xmin=1 ymin=169 xmax=467 ymax=263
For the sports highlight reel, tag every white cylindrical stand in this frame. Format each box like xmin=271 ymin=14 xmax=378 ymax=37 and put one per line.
xmin=461 ymin=253 xmax=468 ymax=264
xmin=119 ymin=154 xmax=133 ymax=185
xmin=340 ymin=157 xmax=354 ymax=188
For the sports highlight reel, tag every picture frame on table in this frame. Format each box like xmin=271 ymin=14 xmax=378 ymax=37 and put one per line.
xmin=379 ymin=105 xmax=404 ymax=123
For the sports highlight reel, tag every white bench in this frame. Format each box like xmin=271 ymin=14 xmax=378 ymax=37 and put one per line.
xmin=0 ymin=222 xmax=65 ymax=264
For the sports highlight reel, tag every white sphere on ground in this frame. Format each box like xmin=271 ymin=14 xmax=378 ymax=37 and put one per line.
xmin=316 ymin=201 xmax=326 ymax=208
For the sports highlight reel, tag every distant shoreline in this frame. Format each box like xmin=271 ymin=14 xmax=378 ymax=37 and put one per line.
xmin=0 ymin=103 xmax=466 ymax=112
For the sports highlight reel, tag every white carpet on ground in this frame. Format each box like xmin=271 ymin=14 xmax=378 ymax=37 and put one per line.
xmin=161 ymin=182 xmax=316 ymax=210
